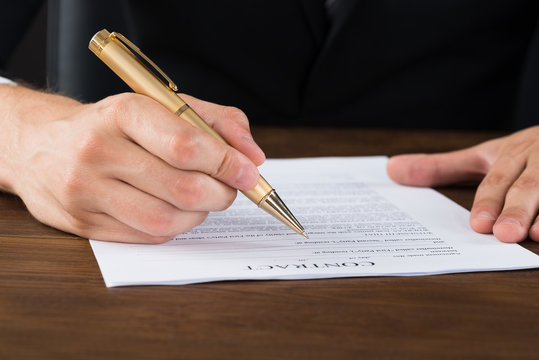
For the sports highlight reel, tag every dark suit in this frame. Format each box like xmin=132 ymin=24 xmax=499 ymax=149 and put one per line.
xmin=2 ymin=0 xmax=539 ymax=130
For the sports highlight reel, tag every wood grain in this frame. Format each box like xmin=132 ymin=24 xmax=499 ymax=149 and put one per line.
xmin=1 ymin=127 xmax=537 ymax=360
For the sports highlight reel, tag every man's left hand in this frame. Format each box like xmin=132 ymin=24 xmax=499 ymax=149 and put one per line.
xmin=387 ymin=126 xmax=539 ymax=243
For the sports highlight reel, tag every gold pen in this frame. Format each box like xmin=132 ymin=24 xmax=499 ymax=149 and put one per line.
xmin=89 ymin=29 xmax=307 ymax=238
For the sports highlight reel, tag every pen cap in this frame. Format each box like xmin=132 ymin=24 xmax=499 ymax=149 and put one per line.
xmin=89 ymin=29 xmax=110 ymax=56
xmin=89 ymin=29 xmax=186 ymax=113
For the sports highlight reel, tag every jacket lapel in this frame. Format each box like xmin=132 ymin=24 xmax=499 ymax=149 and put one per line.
xmin=325 ymin=0 xmax=359 ymax=48
xmin=299 ymin=0 xmax=329 ymax=49
xmin=301 ymin=0 xmax=360 ymax=114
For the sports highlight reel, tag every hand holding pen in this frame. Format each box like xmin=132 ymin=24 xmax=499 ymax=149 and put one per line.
xmin=89 ymin=30 xmax=307 ymax=238
xmin=0 ymin=29 xmax=306 ymax=243
xmin=0 ymin=65 xmax=270 ymax=243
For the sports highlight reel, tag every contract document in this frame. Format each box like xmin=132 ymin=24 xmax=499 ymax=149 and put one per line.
xmin=90 ymin=157 xmax=539 ymax=287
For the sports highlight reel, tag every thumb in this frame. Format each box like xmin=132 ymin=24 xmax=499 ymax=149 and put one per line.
xmin=386 ymin=144 xmax=493 ymax=187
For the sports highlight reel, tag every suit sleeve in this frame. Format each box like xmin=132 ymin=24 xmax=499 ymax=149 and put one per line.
xmin=515 ymin=15 xmax=539 ymax=129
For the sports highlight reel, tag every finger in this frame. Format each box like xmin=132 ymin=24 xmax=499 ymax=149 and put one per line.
xmin=21 ymin=190 xmax=175 ymax=244
xmin=71 ymin=211 xmax=175 ymax=244
xmin=94 ymin=178 xmax=208 ymax=237
xmin=180 ymin=93 xmax=266 ymax=166
xmin=491 ymin=162 xmax=539 ymax=243
xmin=386 ymin=145 xmax=490 ymax=187
xmin=109 ymin=138 xmax=237 ymax=211
xmin=469 ymin=148 xmax=527 ymax=237
xmin=100 ymin=94 xmax=259 ymax=190
xmin=529 ymin=215 xmax=539 ymax=242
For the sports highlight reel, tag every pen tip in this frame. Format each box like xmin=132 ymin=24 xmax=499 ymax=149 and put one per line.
xmin=301 ymin=231 xmax=309 ymax=239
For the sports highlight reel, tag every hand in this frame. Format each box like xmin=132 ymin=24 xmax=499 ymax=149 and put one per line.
xmin=0 ymin=86 xmax=265 ymax=243
xmin=386 ymin=126 xmax=539 ymax=243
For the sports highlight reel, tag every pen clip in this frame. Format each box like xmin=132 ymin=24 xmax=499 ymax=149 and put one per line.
xmin=110 ymin=32 xmax=178 ymax=92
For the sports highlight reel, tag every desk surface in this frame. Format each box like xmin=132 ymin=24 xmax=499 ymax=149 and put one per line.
xmin=1 ymin=127 xmax=538 ymax=359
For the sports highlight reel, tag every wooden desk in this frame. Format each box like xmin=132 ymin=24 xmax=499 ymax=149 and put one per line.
xmin=1 ymin=128 xmax=538 ymax=359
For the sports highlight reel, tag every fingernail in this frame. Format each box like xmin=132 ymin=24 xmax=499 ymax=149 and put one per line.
xmin=497 ymin=217 xmax=522 ymax=226
xmin=236 ymin=162 xmax=259 ymax=189
xmin=475 ymin=211 xmax=496 ymax=221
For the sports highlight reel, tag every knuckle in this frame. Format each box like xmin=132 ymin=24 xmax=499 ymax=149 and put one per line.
xmin=172 ymin=175 xmax=237 ymax=211
xmin=503 ymin=140 xmax=534 ymax=158
xmin=214 ymin=147 xmax=239 ymax=180
xmin=471 ymin=201 xmax=495 ymax=213
xmin=222 ymin=106 xmax=249 ymax=127
xmin=471 ymin=201 xmax=499 ymax=216
xmin=471 ymin=193 xmax=502 ymax=213
xmin=98 ymin=93 xmax=134 ymax=126
xmin=173 ymin=176 xmax=206 ymax=209
xmin=499 ymin=207 xmax=528 ymax=221
xmin=74 ymin=130 xmax=105 ymax=162
xmin=139 ymin=207 xmax=176 ymax=237
xmin=167 ymin=131 xmax=199 ymax=165
xmin=481 ymin=172 xmax=511 ymax=188
xmin=510 ymin=175 xmax=539 ymax=192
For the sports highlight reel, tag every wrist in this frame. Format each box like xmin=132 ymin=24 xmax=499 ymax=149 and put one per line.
xmin=0 ymin=85 xmax=81 ymax=194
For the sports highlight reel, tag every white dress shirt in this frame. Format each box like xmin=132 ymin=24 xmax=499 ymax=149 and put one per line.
xmin=0 ymin=76 xmax=15 ymax=85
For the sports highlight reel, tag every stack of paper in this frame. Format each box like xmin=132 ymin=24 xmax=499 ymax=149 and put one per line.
xmin=90 ymin=157 xmax=539 ymax=287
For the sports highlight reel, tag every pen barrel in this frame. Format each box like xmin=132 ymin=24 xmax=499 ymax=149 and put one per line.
xmin=90 ymin=30 xmax=273 ymax=204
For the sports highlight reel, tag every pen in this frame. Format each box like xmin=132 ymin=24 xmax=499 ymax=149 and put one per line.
xmin=89 ymin=29 xmax=307 ymax=238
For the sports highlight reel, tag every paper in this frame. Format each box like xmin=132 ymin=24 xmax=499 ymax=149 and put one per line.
xmin=90 ymin=157 xmax=539 ymax=287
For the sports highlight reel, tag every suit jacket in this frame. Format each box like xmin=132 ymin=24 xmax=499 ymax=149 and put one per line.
xmin=3 ymin=0 xmax=539 ymax=130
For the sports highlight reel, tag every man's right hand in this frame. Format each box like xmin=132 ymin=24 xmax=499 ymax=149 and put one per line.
xmin=0 ymin=85 xmax=265 ymax=243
